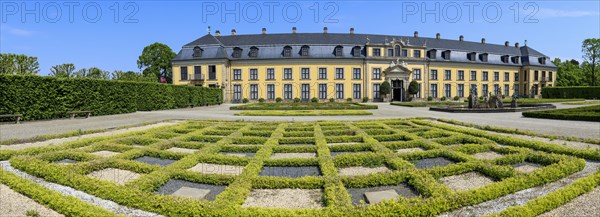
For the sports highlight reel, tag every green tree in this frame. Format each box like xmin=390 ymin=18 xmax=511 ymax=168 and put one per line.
xmin=408 ymin=80 xmax=420 ymax=97
xmin=582 ymin=38 xmax=600 ymax=86
xmin=0 ymin=53 xmax=39 ymax=75
xmin=74 ymin=67 xmax=110 ymax=79
xmin=49 ymin=63 xmax=76 ymax=78
xmin=137 ymin=42 xmax=176 ymax=83
xmin=380 ymin=81 xmax=391 ymax=99
xmin=553 ymin=58 xmax=587 ymax=86
xmin=112 ymin=70 xmax=155 ymax=82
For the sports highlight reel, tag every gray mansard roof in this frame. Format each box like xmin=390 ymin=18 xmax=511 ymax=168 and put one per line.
xmin=173 ymin=33 xmax=555 ymax=68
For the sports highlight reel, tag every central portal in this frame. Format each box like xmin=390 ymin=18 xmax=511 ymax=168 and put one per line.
xmin=392 ymin=80 xmax=404 ymax=102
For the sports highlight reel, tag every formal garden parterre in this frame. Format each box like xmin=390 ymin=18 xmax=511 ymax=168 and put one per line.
xmin=0 ymin=119 xmax=599 ymax=216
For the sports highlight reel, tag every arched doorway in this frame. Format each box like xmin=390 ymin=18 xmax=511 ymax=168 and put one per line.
xmin=384 ymin=60 xmax=411 ymax=102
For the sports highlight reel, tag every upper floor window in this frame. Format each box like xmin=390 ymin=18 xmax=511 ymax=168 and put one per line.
xmin=538 ymin=57 xmax=547 ymax=65
xmin=249 ymin=69 xmax=258 ymax=80
xmin=335 ymin=46 xmax=344 ymax=57
xmin=353 ymin=46 xmax=361 ymax=57
xmin=192 ymin=46 xmax=203 ymax=57
xmin=283 ymin=68 xmax=293 ymax=80
xmin=232 ymin=47 xmax=242 ymax=58
xmin=479 ymin=53 xmax=488 ymax=62
xmin=442 ymin=50 xmax=451 ymax=60
xmin=444 ymin=70 xmax=451 ymax=80
xmin=335 ymin=68 xmax=344 ymax=79
xmin=467 ymin=52 xmax=477 ymax=61
xmin=501 ymin=55 xmax=509 ymax=63
xmin=373 ymin=68 xmax=381 ymax=79
xmin=427 ymin=49 xmax=437 ymax=59
xmin=504 ymin=72 xmax=510 ymax=81
xmin=402 ymin=49 xmax=408 ymax=57
xmin=318 ymin=68 xmax=327 ymax=79
xmin=372 ymin=48 xmax=381 ymax=57
xmin=249 ymin=46 xmax=259 ymax=58
xmin=395 ymin=45 xmax=401 ymax=57
xmin=430 ymin=69 xmax=438 ymax=80
xmin=413 ymin=69 xmax=421 ymax=80
xmin=266 ymin=68 xmax=275 ymax=80
xmin=387 ymin=48 xmax=394 ymax=57
xmin=301 ymin=45 xmax=310 ymax=56
xmin=511 ymin=56 xmax=520 ymax=64
xmin=233 ymin=69 xmax=242 ymax=80
xmin=413 ymin=50 xmax=421 ymax=58
xmin=283 ymin=46 xmax=292 ymax=57
xmin=494 ymin=72 xmax=499 ymax=81
xmin=301 ymin=68 xmax=310 ymax=79
xmin=353 ymin=68 xmax=361 ymax=79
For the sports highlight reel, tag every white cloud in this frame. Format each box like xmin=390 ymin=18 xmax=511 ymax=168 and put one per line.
xmin=0 ymin=26 xmax=34 ymax=37
xmin=537 ymin=8 xmax=600 ymax=18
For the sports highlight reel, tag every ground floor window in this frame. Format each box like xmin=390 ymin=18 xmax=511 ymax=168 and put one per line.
xmin=504 ymin=84 xmax=509 ymax=96
xmin=301 ymin=84 xmax=310 ymax=100
xmin=444 ymin=84 xmax=451 ymax=98
xmin=233 ymin=84 xmax=241 ymax=100
xmin=353 ymin=84 xmax=361 ymax=99
xmin=336 ymin=84 xmax=344 ymax=99
xmin=457 ymin=84 xmax=464 ymax=97
xmin=319 ymin=84 xmax=327 ymax=99
xmin=267 ymin=84 xmax=275 ymax=100
xmin=494 ymin=84 xmax=500 ymax=95
xmin=470 ymin=84 xmax=477 ymax=96
xmin=430 ymin=84 xmax=438 ymax=98
xmin=250 ymin=84 xmax=258 ymax=100
xmin=284 ymin=84 xmax=292 ymax=99
xmin=416 ymin=83 xmax=421 ymax=98
xmin=482 ymin=84 xmax=488 ymax=96
xmin=373 ymin=84 xmax=381 ymax=99
xmin=514 ymin=85 xmax=520 ymax=96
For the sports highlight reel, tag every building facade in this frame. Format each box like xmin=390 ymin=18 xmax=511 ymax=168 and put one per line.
xmin=172 ymin=28 xmax=556 ymax=103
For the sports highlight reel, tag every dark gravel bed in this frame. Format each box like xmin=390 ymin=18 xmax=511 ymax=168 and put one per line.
xmin=259 ymin=166 xmax=322 ymax=178
xmin=412 ymin=157 xmax=455 ymax=169
xmin=330 ymin=151 xmax=369 ymax=156
xmin=347 ymin=184 xmax=419 ymax=205
xmin=220 ymin=152 xmax=256 ymax=157
xmin=53 ymin=159 xmax=79 ymax=164
xmin=134 ymin=156 xmax=177 ymax=167
xmin=156 ymin=179 xmax=226 ymax=201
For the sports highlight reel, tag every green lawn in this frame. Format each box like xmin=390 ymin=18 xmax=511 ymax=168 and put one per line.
xmin=562 ymin=100 xmax=600 ymax=105
xmin=522 ymin=105 xmax=600 ymax=122
xmin=230 ymin=102 xmax=378 ymax=110
xmin=1 ymin=119 xmax=597 ymax=216
xmin=504 ymin=98 xmax=585 ymax=103
xmin=235 ymin=110 xmax=373 ymax=116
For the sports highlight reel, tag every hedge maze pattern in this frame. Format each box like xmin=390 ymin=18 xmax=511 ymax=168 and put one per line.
xmin=2 ymin=119 xmax=599 ymax=216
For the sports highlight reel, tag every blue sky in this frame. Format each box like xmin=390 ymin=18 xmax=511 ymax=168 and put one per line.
xmin=1 ymin=0 xmax=599 ymax=75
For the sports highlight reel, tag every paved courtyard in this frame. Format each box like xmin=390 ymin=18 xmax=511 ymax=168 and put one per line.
xmin=1 ymin=103 xmax=598 ymax=141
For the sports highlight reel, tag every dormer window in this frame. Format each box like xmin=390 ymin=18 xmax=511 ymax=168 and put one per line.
xmin=352 ymin=46 xmax=361 ymax=57
xmin=427 ymin=49 xmax=437 ymax=59
xmin=232 ymin=47 xmax=242 ymax=58
xmin=538 ymin=57 xmax=546 ymax=65
xmin=335 ymin=46 xmax=343 ymax=57
xmin=301 ymin=45 xmax=310 ymax=56
xmin=501 ymin=55 xmax=509 ymax=63
xmin=249 ymin=46 xmax=259 ymax=58
xmin=192 ymin=46 xmax=203 ymax=57
xmin=283 ymin=46 xmax=292 ymax=57
xmin=394 ymin=45 xmax=401 ymax=57
xmin=442 ymin=50 xmax=451 ymax=60
xmin=479 ymin=53 xmax=488 ymax=62
xmin=467 ymin=52 xmax=477 ymax=61
xmin=511 ymin=56 xmax=520 ymax=64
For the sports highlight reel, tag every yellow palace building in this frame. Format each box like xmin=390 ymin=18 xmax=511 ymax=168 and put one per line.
xmin=172 ymin=27 xmax=556 ymax=103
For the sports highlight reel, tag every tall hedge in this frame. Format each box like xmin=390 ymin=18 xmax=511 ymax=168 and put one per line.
xmin=0 ymin=75 xmax=222 ymax=120
xmin=542 ymin=86 xmax=600 ymax=99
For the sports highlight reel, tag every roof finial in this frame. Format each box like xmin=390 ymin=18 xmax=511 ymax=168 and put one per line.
xmin=207 ymin=26 xmax=211 ymax=34
xmin=524 ymin=40 xmax=528 ymax=46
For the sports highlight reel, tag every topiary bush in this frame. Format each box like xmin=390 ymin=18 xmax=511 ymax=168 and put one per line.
xmin=311 ymin=97 xmax=318 ymax=103
xmin=258 ymin=98 xmax=265 ymax=103
xmin=427 ymin=96 xmax=433 ymax=101
xmin=346 ymin=98 xmax=353 ymax=102
xmin=329 ymin=98 xmax=335 ymax=103
xmin=293 ymin=97 xmax=301 ymax=103
xmin=242 ymin=98 xmax=249 ymax=104
xmin=454 ymin=96 xmax=460 ymax=101
xmin=276 ymin=97 xmax=283 ymax=103
xmin=440 ymin=96 xmax=447 ymax=101
xmin=362 ymin=97 xmax=369 ymax=103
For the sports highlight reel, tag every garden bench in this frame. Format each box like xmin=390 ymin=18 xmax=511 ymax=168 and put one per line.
xmin=67 ymin=111 xmax=92 ymax=119
xmin=0 ymin=114 xmax=22 ymax=124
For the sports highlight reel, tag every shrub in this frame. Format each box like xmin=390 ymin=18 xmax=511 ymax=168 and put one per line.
xmin=311 ymin=97 xmax=318 ymax=103
xmin=440 ymin=96 xmax=446 ymax=101
xmin=258 ymin=98 xmax=265 ymax=103
xmin=522 ymin=105 xmax=600 ymax=122
xmin=427 ymin=96 xmax=433 ymax=101
xmin=0 ymin=74 xmax=222 ymax=120
xmin=542 ymin=86 xmax=600 ymax=99
xmin=242 ymin=98 xmax=249 ymax=103
xmin=329 ymin=98 xmax=335 ymax=103
xmin=346 ymin=98 xmax=353 ymax=102
xmin=293 ymin=97 xmax=301 ymax=103
xmin=453 ymin=96 xmax=460 ymax=101
xmin=362 ymin=97 xmax=369 ymax=103
xmin=275 ymin=97 xmax=283 ymax=103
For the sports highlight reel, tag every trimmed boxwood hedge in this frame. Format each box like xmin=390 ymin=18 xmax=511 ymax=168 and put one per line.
xmin=0 ymin=74 xmax=222 ymax=120
xmin=542 ymin=86 xmax=600 ymax=99
xmin=522 ymin=105 xmax=600 ymax=122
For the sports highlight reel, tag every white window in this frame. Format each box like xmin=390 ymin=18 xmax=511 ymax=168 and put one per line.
xmin=301 ymin=68 xmax=310 ymax=80
xmin=335 ymin=84 xmax=344 ymax=99
xmin=430 ymin=84 xmax=438 ymax=98
xmin=457 ymin=84 xmax=464 ymax=97
xmin=301 ymin=84 xmax=310 ymax=100
xmin=372 ymin=68 xmax=381 ymax=80
xmin=250 ymin=84 xmax=258 ymax=100
xmin=267 ymin=84 xmax=275 ymax=100
xmin=353 ymin=84 xmax=361 ymax=99
xmin=249 ymin=69 xmax=258 ymax=80
xmin=318 ymin=68 xmax=327 ymax=79
xmin=353 ymin=68 xmax=361 ymax=79
xmin=444 ymin=84 xmax=451 ymax=97
xmin=284 ymin=68 xmax=292 ymax=80
xmin=318 ymin=84 xmax=327 ymax=99
xmin=233 ymin=69 xmax=242 ymax=80
xmin=335 ymin=68 xmax=344 ymax=79
xmin=233 ymin=84 xmax=241 ymax=100
xmin=373 ymin=84 xmax=381 ymax=99
xmin=266 ymin=68 xmax=275 ymax=80
xmin=284 ymin=84 xmax=292 ymax=99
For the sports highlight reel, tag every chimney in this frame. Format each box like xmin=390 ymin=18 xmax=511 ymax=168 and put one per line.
xmin=515 ymin=42 xmax=520 ymax=48
xmin=505 ymin=41 xmax=509 ymax=46
xmin=481 ymin=38 xmax=486 ymax=44
xmin=292 ymin=27 xmax=297 ymax=34
xmin=414 ymin=31 xmax=419 ymax=38
xmin=350 ymin=27 xmax=355 ymax=34
xmin=459 ymin=35 xmax=464 ymax=41
xmin=215 ymin=30 xmax=221 ymax=37
xmin=231 ymin=29 xmax=236 ymax=36
xmin=262 ymin=28 xmax=266 ymax=35
xmin=323 ymin=27 xmax=328 ymax=34
xmin=436 ymin=33 xmax=440 ymax=39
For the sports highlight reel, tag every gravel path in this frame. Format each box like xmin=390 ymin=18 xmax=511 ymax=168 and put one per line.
xmin=338 ymin=166 xmax=391 ymax=176
xmin=2 ymin=103 xmax=598 ymax=141
xmin=0 ymin=121 xmax=180 ymax=151
xmin=539 ymin=187 xmax=600 ymax=217
xmin=0 ymin=161 xmax=163 ymax=217
xmin=243 ymin=188 xmax=323 ymax=209
xmin=0 ymin=184 xmax=63 ymax=217
xmin=439 ymin=161 xmax=600 ymax=217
